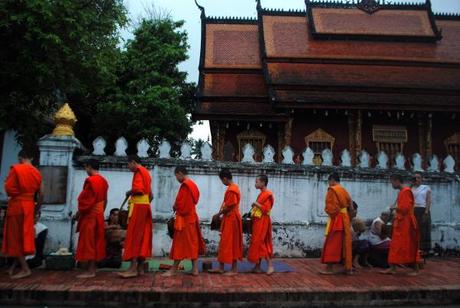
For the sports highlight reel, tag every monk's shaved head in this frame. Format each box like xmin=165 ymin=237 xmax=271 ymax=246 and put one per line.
xmin=18 ymin=149 xmax=34 ymax=160
xmin=257 ymin=174 xmax=268 ymax=186
xmin=219 ymin=169 xmax=232 ymax=180
xmin=328 ymin=172 xmax=340 ymax=183
xmin=175 ymin=166 xmax=188 ymax=175
xmin=85 ymin=159 xmax=100 ymax=171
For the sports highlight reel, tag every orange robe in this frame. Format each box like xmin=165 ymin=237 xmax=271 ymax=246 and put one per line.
xmin=321 ymin=184 xmax=353 ymax=270
xmin=170 ymin=178 xmax=206 ymax=260
xmin=75 ymin=174 xmax=108 ymax=262
xmin=123 ymin=165 xmax=153 ymax=261
xmin=248 ymin=190 xmax=274 ymax=263
xmin=217 ymin=183 xmax=243 ymax=264
xmin=2 ymin=163 xmax=42 ymax=257
xmin=388 ymin=187 xmax=420 ymax=264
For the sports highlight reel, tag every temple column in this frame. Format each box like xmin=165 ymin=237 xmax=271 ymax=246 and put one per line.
xmin=277 ymin=119 xmax=293 ymax=163
xmin=349 ymin=110 xmax=362 ymax=165
xmin=426 ymin=117 xmax=433 ymax=159
xmin=348 ymin=112 xmax=357 ymax=165
xmin=417 ymin=114 xmax=425 ymax=158
xmin=210 ymin=121 xmax=224 ymax=160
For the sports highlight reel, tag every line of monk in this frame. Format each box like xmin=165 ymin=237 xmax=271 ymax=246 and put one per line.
xmin=2 ymin=152 xmax=421 ymax=279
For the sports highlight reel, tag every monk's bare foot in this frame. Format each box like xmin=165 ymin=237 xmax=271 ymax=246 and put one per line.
xmin=7 ymin=266 xmax=15 ymax=276
xmin=380 ymin=268 xmax=396 ymax=275
xmin=137 ymin=267 xmax=145 ymax=276
xmin=353 ymin=262 xmax=362 ymax=269
xmin=266 ymin=266 xmax=274 ymax=276
xmin=318 ymin=270 xmax=336 ymax=275
xmin=208 ymin=269 xmax=224 ymax=274
xmin=118 ymin=271 xmax=138 ymax=279
xmin=344 ymin=269 xmax=354 ymax=276
xmin=162 ymin=270 xmax=176 ymax=277
xmin=77 ymin=272 xmax=96 ymax=279
xmin=407 ymin=271 xmax=420 ymax=277
xmin=191 ymin=270 xmax=199 ymax=276
xmin=223 ymin=271 xmax=238 ymax=276
xmin=11 ymin=270 xmax=31 ymax=280
xmin=251 ymin=267 xmax=262 ymax=274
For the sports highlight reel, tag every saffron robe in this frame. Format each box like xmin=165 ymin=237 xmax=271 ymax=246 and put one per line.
xmin=75 ymin=174 xmax=108 ymax=262
xmin=170 ymin=178 xmax=206 ymax=260
xmin=388 ymin=187 xmax=420 ymax=264
xmin=2 ymin=163 xmax=42 ymax=257
xmin=123 ymin=165 xmax=153 ymax=261
xmin=247 ymin=190 xmax=274 ymax=263
xmin=217 ymin=183 xmax=243 ymax=264
xmin=321 ymin=184 xmax=353 ymax=270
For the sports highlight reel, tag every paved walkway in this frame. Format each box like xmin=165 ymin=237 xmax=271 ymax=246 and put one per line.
xmin=1 ymin=258 xmax=460 ymax=307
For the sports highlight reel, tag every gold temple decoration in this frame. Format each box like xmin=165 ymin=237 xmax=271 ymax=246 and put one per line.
xmin=52 ymin=103 xmax=77 ymax=136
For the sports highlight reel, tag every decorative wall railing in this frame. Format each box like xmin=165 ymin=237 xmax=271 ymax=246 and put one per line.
xmin=89 ymin=136 xmax=457 ymax=173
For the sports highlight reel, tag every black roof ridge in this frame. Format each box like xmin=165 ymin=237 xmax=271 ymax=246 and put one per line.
xmin=434 ymin=12 xmax=460 ymax=20
xmin=205 ymin=16 xmax=258 ymax=24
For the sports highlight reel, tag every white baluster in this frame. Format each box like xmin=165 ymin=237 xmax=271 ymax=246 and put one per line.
xmin=281 ymin=146 xmax=294 ymax=164
xmin=340 ymin=149 xmax=351 ymax=167
xmin=302 ymin=147 xmax=314 ymax=166
xmin=412 ymin=153 xmax=423 ymax=171
xmin=428 ymin=155 xmax=440 ymax=172
xmin=395 ymin=153 xmax=406 ymax=170
xmin=262 ymin=145 xmax=275 ymax=163
xmin=358 ymin=150 xmax=370 ymax=168
xmin=114 ymin=137 xmax=128 ymax=157
xmin=180 ymin=142 xmax=192 ymax=160
xmin=158 ymin=140 xmax=171 ymax=159
xmin=201 ymin=142 xmax=213 ymax=161
xmin=322 ymin=149 xmax=333 ymax=166
xmin=136 ymin=139 xmax=150 ymax=158
xmin=92 ymin=136 xmax=106 ymax=156
xmin=241 ymin=143 xmax=255 ymax=163
xmin=443 ymin=155 xmax=455 ymax=173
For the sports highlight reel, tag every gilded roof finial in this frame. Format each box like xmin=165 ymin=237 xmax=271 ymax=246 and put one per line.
xmin=52 ymin=103 xmax=77 ymax=136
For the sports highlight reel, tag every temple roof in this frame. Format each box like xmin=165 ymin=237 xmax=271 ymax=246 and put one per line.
xmin=194 ymin=0 xmax=460 ymax=120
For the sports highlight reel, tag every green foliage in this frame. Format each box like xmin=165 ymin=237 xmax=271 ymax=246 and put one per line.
xmin=190 ymin=138 xmax=205 ymax=159
xmin=0 ymin=0 xmax=127 ymax=148
xmin=95 ymin=17 xmax=195 ymax=151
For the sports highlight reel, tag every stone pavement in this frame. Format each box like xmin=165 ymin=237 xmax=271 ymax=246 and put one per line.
xmin=1 ymin=258 xmax=459 ymax=307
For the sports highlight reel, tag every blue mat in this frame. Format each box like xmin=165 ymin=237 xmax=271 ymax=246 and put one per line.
xmin=199 ymin=260 xmax=294 ymax=273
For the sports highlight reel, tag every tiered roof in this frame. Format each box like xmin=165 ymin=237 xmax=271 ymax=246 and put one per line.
xmin=194 ymin=0 xmax=460 ymax=120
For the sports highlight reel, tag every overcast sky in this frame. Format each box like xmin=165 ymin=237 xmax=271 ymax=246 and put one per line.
xmin=123 ymin=0 xmax=460 ymax=141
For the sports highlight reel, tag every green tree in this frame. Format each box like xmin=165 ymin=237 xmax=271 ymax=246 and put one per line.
xmin=95 ymin=14 xmax=195 ymax=152
xmin=0 ymin=0 xmax=127 ymax=148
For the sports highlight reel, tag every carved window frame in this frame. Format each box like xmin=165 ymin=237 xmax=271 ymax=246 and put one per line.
xmin=304 ymin=128 xmax=335 ymax=165
xmin=372 ymin=125 xmax=407 ymax=161
xmin=237 ymin=130 xmax=266 ymax=162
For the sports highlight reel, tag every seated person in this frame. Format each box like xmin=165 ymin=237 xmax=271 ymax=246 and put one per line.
xmin=97 ymin=209 xmax=125 ymax=269
xmin=367 ymin=210 xmax=391 ymax=268
xmin=351 ymin=217 xmax=371 ymax=268
xmin=350 ymin=201 xmax=371 ymax=268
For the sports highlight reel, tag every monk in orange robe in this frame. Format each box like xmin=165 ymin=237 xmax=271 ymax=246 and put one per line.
xmin=163 ymin=166 xmax=206 ymax=276
xmin=118 ymin=155 xmax=153 ymax=278
xmin=248 ymin=174 xmax=275 ymax=275
xmin=2 ymin=150 xmax=43 ymax=279
xmin=209 ymin=169 xmax=243 ymax=275
xmin=75 ymin=159 xmax=108 ymax=278
xmin=320 ymin=172 xmax=353 ymax=275
xmin=381 ymin=174 xmax=420 ymax=276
